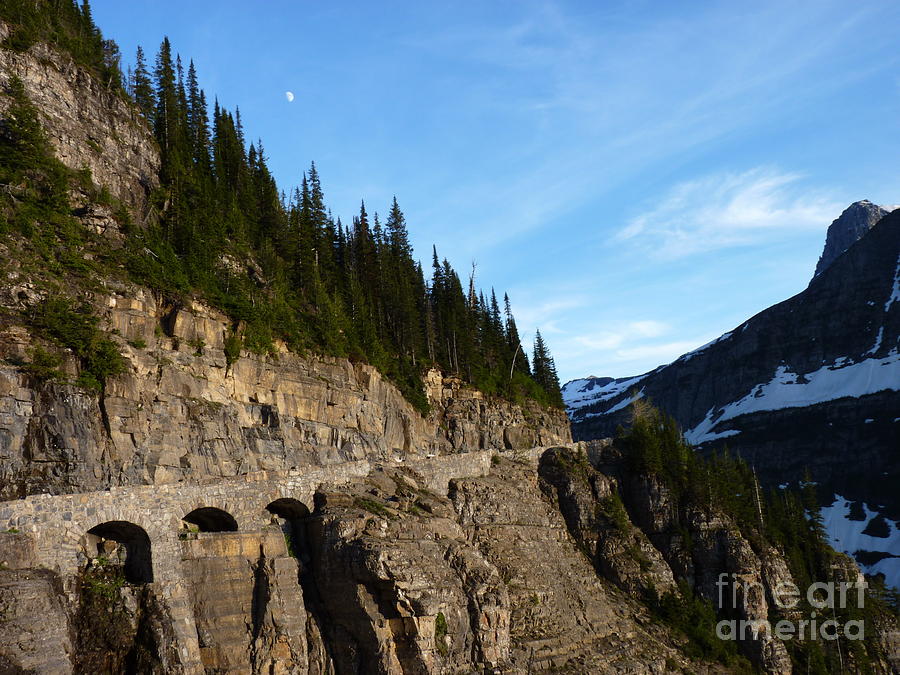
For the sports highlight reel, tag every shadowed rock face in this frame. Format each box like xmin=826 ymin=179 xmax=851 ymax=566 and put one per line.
xmin=540 ymin=444 xmax=796 ymax=673
xmin=537 ymin=446 xmax=677 ymax=598
xmin=567 ymin=209 xmax=900 ymax=524
xmin=814 ymin=200 xmax=890 ymax=278
xmin=180 ymin=531 xmax=308 ymax=674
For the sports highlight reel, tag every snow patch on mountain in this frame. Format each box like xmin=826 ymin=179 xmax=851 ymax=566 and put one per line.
xmin=685 ymin=350 xmax=900 ymax=444
xmin=821 ymin=495 xmax=900 ymax=590
xmin=865 ymin=327 xmax=884 ymax=356
xmin=585 ymin=388 xmax=645 ymax=418
xmin=885 ymin=253 xmax=900 ymax=312
xmin=683 ymin=421 xmax=741 ymax=445
xmin=562 ymin=374 xmax=648 ymax=414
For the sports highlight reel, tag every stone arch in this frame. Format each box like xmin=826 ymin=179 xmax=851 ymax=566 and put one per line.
xmin=265 ymin=497 xmax=312 ymax=563
xmin=182 ymin=507 xmax=239 ymax=533
xmin=265 ymin=497 xmax=311 ymax=520
xmin=85 ymin=521 xmax=153 ymax=584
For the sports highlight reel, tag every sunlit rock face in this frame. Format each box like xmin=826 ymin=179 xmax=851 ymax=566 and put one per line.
xmin=0 ymin=21 xmax=160 ymax=222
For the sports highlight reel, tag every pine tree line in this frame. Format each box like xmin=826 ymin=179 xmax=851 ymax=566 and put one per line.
xmin=113 ymin=33 xmax=563 ymax=412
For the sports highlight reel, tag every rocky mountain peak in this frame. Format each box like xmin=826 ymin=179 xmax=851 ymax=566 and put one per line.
xmin=813 ymin=199 xmax=890 ymax=278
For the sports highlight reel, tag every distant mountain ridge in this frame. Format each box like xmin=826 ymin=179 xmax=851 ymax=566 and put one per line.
xmin=564 ymin=202 xmax=900 ymax=588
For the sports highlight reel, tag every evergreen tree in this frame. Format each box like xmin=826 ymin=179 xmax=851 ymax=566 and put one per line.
xmin=0 ymin=75 xmax=71 ymax=224
xmin=504 ymin=293 xmax=529 ymax=375
xmin=532 ymin=329 xmax=562 ymax=405
xmin=153 ymin=38 xmax=178 ymax=163
xmin=185 ymin=61 xmax=210 ymax=170
xmin=132 ymin=45 xmax=155 ymax=121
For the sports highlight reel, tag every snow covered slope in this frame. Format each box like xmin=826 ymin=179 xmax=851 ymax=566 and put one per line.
xmin=821 ymin=495 xmax=900 ymax=590
xmin=684 ymin=350 xmax=900 ymax=445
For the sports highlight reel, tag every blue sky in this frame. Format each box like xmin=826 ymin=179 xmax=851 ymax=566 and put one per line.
xmin=92 ymin=0 xmax=900 ymax=382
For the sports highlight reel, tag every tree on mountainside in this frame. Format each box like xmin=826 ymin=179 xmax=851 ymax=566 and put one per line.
xmin=0 ymin=0 xmax=124 ymax=88
xmin=131 ymin=46 xmax=155 ymax=121
xmin=0 ymin=76 xmax=71 ymax=229
xmin=505 ymin=293 xmax=529 ymax=376
xmin=532 ymin=330 xmax=562 ymax=405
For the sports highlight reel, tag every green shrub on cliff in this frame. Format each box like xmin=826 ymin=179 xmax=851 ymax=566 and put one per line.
xmin=23 ymin=346 xmax=63 ymax=381
xmin=434 ymin=611 xmax=449 ymax=657
xmin=29 ymin=297 xmax=125 ymax=391
xmin=0 ymin=75 xmax=74 ymax=238
xmin=596 ymin=493 xmax=630 ymax=533
xmin=649 ymin=581 xmax=750 ymax=669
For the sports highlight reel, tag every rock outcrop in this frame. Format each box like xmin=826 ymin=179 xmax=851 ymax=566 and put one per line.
xmin=537 ymin=446 xmax=677 ymax=598
xmin=306 ymin=467 xmax=510 ymax=674
xmin=585 ymin=441 xmax=802 ymax=673
xmin=180 ymin=531 xmax=309 ymax=674
xmin=303 ymin=456 xmax=709 ymax=674
xmin=0 ymin=534 xmax=72 ymax=675
xmin=0 ymin=449 xmax=731 ymax=674
xmin=449 ymin=455 xmax=694 ymax=673
xmin=0 ymin=21 xmax=159 ymax=221
xmin=814 ymin=200 xmax=891 ymax=278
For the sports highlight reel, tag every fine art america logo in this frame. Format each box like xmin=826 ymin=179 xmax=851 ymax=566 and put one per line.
xmin=715 ymin=574 xmax=867 ymax=642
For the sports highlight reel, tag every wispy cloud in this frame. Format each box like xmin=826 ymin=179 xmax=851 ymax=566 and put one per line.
xmin=613 ymin=340 xmax=710 ymax=363
xmin=616 ymin=167 xmax=843 ymax=259
xmin=572 ymin=320 xmax=670 ymax=352
xmin=511 ymin=297 xmax=588 ymax=338
xmin=400 ymin=1 xmax=887 ymax=260
xmin=560 ymin=328 xmax=724 ymax=381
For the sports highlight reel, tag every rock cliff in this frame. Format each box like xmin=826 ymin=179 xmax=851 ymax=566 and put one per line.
xmin=0 ymin=25 xmax=569 ymax=501
xmin=0 ymin=20 xmax=159 ymax=222
xmin=0 ymin=449 xmax=727 ymax=675
xmin=0 ymin=284 xmax=569 ymax=499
